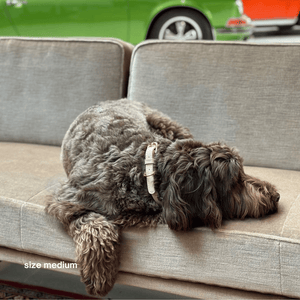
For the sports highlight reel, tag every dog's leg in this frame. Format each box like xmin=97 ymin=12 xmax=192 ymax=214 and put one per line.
xmin=146 ymin=111 xmax=193 ymax=140
xmin=45 ymin=184 xmax=120 ymax=297
xmin=69 ymin=212 xmax=120 ymax=297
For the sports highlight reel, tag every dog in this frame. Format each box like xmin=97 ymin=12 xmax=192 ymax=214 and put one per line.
xmin=45 ymin=99 xmax=280 ymax=297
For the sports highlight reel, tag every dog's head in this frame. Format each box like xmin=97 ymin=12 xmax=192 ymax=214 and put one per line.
xmin=159 ymin=140 xmax=279 ymax=231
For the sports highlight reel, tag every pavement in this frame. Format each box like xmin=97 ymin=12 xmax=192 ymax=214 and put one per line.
xmin=248 ymin=25 xmax=300 ymax=43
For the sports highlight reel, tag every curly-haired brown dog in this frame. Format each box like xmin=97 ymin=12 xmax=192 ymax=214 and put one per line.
xmin=45 ymin=99 xmax=280 ymax=297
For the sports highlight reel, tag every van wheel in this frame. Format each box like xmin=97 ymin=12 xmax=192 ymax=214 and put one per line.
xmin=148 ymin=9 xmax=213 ymax=40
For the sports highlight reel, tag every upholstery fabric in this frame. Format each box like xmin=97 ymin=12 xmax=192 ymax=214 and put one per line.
xmin=0 ymin=247 xmax=287 ymax=299
xmin=0 ymin=37 xmax=133 ymax=146
xmin=0 ymin=142 xmax=299 ymax=298
xmin=128 ymin=40 xmax=300 ymax=171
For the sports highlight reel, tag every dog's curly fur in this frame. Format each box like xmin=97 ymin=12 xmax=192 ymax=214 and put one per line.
xmin=45 ymin=99 xmax=280 ymax=297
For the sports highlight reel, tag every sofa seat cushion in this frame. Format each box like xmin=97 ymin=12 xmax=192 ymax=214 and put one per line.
xmin=0 ymin=142 xmax=64 ymax=202
xmin=1 ymin=142 xmax=299 ymax=298
xmin=0 ymin=142 xmax=75 ymax=260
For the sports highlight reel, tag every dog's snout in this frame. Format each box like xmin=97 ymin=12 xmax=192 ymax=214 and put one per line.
xmin=274 ymin=192 xmax=280 ymax=202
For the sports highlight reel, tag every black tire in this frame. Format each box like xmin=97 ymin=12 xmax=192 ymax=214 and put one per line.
xmin=148 ymin=9 xmax=213 ymax=41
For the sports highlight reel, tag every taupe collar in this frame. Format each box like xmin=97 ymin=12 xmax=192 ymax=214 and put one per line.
xmin=144 ymin=142 xmax=162 ymax=205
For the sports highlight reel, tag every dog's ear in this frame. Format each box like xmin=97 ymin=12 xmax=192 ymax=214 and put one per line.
xmin=162 ymin=158 xmax=223 ymax=230
xmin=202 ymin=143 xmax=242 ymax=221
xmin=162 ymin=170 xmax=192 ymax=231
xmin=187 ymin=144 xmax=224 ymax=229
xmin=160 ymin=145 xmax=196 ymax=231
xmin=197 ymin=165 xmax=223 ymax=229
xmin=161 ymin=144 xmax=222 ymax=230
xmin=209 ymin=144 xmax=242 ymax=195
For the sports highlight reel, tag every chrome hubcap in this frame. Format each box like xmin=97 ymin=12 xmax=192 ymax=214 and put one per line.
xmin=158 ymin=16 xmax=203 ymax=40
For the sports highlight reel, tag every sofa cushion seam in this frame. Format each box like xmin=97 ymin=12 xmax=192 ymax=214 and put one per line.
xmin=19 ymin=201 xmax=25 ymax=251
xmin=280 ymin=193 xmax=300 ymax=237
xmin=279 ymin=193 xmax=300 ymax=296
xmin=19 ymin=182 xmax=61 ymax=250
xmin=132 ymin=39 xmax=300 ymax=48
xmin=279 ymin=240 xmax=283 ymax=295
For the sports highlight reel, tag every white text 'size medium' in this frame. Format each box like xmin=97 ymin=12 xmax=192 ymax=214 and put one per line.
xmin=24 ymin=261 xmax=78 ymax=269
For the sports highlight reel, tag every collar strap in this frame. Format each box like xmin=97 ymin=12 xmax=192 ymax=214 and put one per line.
xmin=144 ymin=142 xmax=161 ymax=205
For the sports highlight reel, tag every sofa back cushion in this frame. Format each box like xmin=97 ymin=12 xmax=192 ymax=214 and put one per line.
xmin=128 ymin=40 xmax=300 ymax=171
xmin=0 ymin=37 xmax=133 ymax=146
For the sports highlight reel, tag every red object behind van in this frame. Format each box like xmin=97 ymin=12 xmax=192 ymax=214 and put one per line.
xmin=243 ymin=0 xmax=300 ymax=27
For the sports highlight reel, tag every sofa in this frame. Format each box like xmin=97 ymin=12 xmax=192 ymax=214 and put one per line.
xmin=0 ymin=37 xmax=299 ymax=299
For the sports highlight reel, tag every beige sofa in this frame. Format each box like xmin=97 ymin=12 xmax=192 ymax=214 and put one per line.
xmin=1 ymin=37 xmax=299 ymax=299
